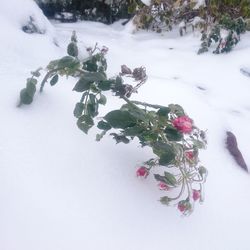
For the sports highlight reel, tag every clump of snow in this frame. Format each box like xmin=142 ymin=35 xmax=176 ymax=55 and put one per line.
xmin=0 ymin=0 xmax=54 ymax=35
xmin=193 ymin=0 xmax=206 ymax=9
xmin=0 ymin=0 xmax=59 ymax=67
xmin=141 ymin=0 xmax=151 ymax=6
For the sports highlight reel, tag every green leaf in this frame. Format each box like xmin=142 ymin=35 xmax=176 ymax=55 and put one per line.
xmin=192 ymin=139 xmax=205 ymax=149
xmin=98 ymin=80 xmax=113 ymax=91
xmin=73 ymin=72 xmax=106 ymax=92
xmin=47 ymin=59 xmax=59 ymax=71
xmin=89 ymin=93 xmax=96 ymax=104
xmin=159 ymin=153 xmax=175 ymax=166
xmin=27 ymin=78 xmax=37 ymax=85
xmin=110 ymin=133 xmax=130 ymax=144
xmin=57 ymin=56 xmax=79 ymax=69
xmin=97 ymin=121 xmax=112 ymax=131
xmin=20 ymin=89 xmax=33 ymax=105
xmin=164 ymin=127 xmax=183 ymax=141
xmin=168 ymin=104 xmax=185 ymax=117
xmin=83 ymin=58 xmax=98 ymax=72
xmin=26 ymin=81 xmax=36 ymax=97
xmin=96 ymin=130 xmax=107 ymax=141
xmin=98 ymin=94 xmax=107 ymax=105
xmin=104 ymin=110 xmax=136 ymax=129
xmin=67 ymin=42 xmax=78 ymax=57
xmin=154 ymin=172 xmax=177 ymax=187
xmin=115 ymin=76 xmax=123 ymax=86
xmin=164 ymin=172 xmax=177 ymax=186
xmin=85 ymin=72 xmax=106 ymax=82
xmin=128 ymin=2 xmax=137 ymax=14
xmin=160 ymin=196 xmax=171 ymax=205
xmin=87 ymin=102 xmax=98 ymax=117
xmin=73 ymin=102 xmax=84 ymax=118
xmin=77 ymin=115 xmax=94 ymax=134
xmin=50 ymin=74 xmax=59 ymax=86
xmin=157 ymin=107 xmax=170 ymax=117
xmin=73 ymin=78 xmax=92 ymax=92
xmin=140 ymin=131 xmax=158 ymax=143
xmin=198 ymin=166 xmax=207 ymax=177
xmin=152 ymin=142 xmax=176 ymax=166
xmin=123 ymin=125 xmax=144 ymax=136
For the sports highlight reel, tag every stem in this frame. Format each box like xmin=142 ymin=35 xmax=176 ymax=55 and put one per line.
xmin=39 ymin=69 xmax=60 ymax=92
xmin=170 ymin=180 xmax=185 ymax=201
xmin=131 ymin=100 xmax=166 ymax=109
xmin=39 ymin=68 xmax=88 ymax=93
xmin=121 ymin=96 xmax=144 ymax=111
xmin=84 ymin=90 xmax=90 ymax=115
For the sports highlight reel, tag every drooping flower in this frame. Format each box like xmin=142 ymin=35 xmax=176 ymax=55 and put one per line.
xmin=158 ymin=182 xmax=170 ymax=190
xmin=136 ymin=166 xmax=149 ymax=178
xmin=177 ymin=200 xmax=191 ymax=213
xmin=185 ymin=151 xmax=194 ymax=160
xmin=172 ymin=116 xmax=193 ymax=133
xmin=192 ymin=189 xmax=201 ymax=201
xmin=178 ymin=202 xmax=187 ymax=213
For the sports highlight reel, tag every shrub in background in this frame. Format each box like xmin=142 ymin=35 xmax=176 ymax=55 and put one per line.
xmin=35 ymin=0 xmax=132 ymax=24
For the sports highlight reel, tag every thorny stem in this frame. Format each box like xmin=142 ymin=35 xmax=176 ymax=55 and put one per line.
xmin=121 ymin=96 xmax=145 ymax=112
xmin=39 ymin=69 xmax=61 ymax=92
xmin=39 ymin=68 xmax=89 ymax=93
xmin=84 ymin=90 xmax=90 ymax=115
xmin=170 ymin=179 xmax=185 ymax=201
xmin=131 ymin=100 xmax=166 ymax=110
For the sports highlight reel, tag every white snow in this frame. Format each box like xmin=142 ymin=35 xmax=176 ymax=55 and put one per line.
xmin=193 ymin=0 xmax=206 ymax=9
xmin=1 ymin=1 xmax=250 ymax=250
xmin=141 ymin=0 xmax=151 ymax=6
xmin=1 ymin=0 xmax=54 ymax=35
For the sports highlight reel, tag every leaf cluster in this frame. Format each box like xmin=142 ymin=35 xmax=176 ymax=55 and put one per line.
xmin=18 ymin=31 xmax=207 ymax=215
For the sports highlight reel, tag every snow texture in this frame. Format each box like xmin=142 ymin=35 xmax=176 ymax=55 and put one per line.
xmin=141 ymin=0 xmax=151 ymax=6
xmin=193 ymin=0 xmax=206 ymax=9
xmin=1 ymin=1 xmax=250 ymax=250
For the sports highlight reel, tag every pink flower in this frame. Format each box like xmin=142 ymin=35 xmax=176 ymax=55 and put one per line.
xmin=158 ymin=182 xmax=170 ymax=190
xmin=177 ymin=200 xmax=191 ymax=213
xmin=185 ymin=151 xmax=194 ymax=160
xmin=172 ymin=116 xmax=193 ymax=133
xmin=136 ymin=166 xmax=149 ymax=178
xmin=192 ymin=189 xmax=201 ymax=201
xmin=178 ymin=202 xmax=187 ymax=213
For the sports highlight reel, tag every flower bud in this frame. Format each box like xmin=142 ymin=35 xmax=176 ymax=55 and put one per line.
xmin=192 ymin=189 xmax=201 ymax=201
xmin=136 ymin=166 xmax=149 ymax=178
xmin=158 ymin=182 xmax=170 ymax=190
xmin=177 ymin=200 xmax=192 ymax=213
xmin=185 ymin=151 xmax=194 ymax=160
xmin=121 ymin=65 xmax=132 ymax=75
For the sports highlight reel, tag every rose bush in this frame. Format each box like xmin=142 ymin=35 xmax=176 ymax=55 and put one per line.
xmin=18 ymin=32 xmax=207 ymax=215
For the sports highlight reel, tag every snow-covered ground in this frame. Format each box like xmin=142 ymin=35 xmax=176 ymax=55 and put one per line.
xmin=1 ymin=1 xmax=250 ymax=250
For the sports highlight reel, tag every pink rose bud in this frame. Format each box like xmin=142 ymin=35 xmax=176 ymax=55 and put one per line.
xmin=185 ymin=151 xmax=194 ymax=160
xmin=158 ymin=182 xmax=170 ymax=190
xmin=101 ymin=46 xmax=109 ymax=54
xmin=172 ymin=116 xmax=193 ymax=133
xmin=192 ymin=189 xmax=201 ymax=201
xmin=136 ymin=166 xmax=149 ymax=178
xmin=178 ymin=202 xmax=187 ymax=213
xmin=177 ymin=200 xmax=192 ymax=213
